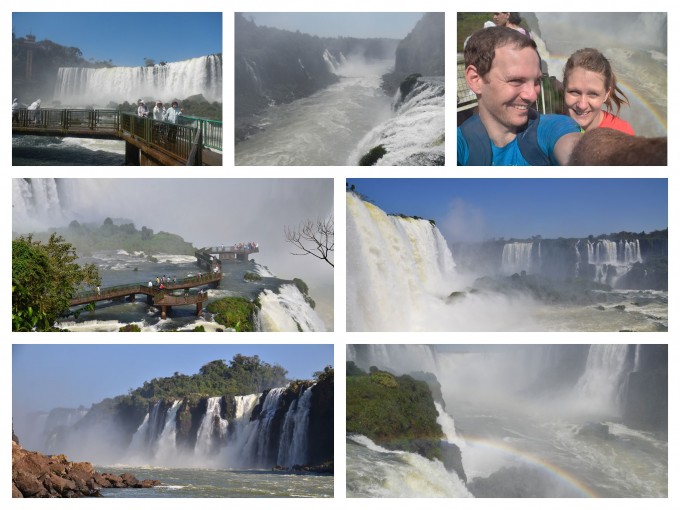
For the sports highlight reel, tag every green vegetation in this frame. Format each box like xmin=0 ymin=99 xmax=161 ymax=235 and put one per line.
xmin=12 ymin=234 xmax=100 ymax=331
xmin=244 ymin=271 xmax=262 ymax=282
xmin=457 ymin=13 xmax=493 ymax=52
xmin=119 ymin=324 xmax=141 ymax=332
xmin=293 ymin=278 xmax=316 ymax=309
xmin=113 ymin=93 xmax=222 ymax=122
xmin=359 ymin=145 xmax=387 ymax=166
xmin=346 ymin=363 xmax=444 ymax=461
xmin=131 ymin=355 xmax=287 ymax=402
xmin=206 ymin=296 xmax=259 ymax=331
xmin=28 ymin=218 xmax=195 ymax=256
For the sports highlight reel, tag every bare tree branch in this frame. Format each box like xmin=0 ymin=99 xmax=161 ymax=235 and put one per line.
xmin=284 ymin=216 xmax=334 ymax=267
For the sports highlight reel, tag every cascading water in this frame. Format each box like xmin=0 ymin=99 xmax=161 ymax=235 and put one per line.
xmin=277 ymin=386 xmax=314 ymax=467
xmin=501 ymin=242 xmax=535 ymax=275
xmin=585 ymin=239 xmax=642 ymax=284
xmin=153 ymin=400 xmax=181 ymax=464
xmin=347 ymin=193 xmax=541 ymax=331
xmin=53 ymin=55 xmax=222 ymax=106
xmin=349 ymin=78 xmax=445 ymax=165
xmin=257 ymin=284 xmax=326 ymax=332
xmin=574 ymin=345 xmax=631 ymax=415
xmin=195 ymin=397 xmax=229 ymax=457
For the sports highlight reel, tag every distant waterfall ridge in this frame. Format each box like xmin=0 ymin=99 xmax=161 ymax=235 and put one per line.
xmin=53 ymin=55 xmax=222 ymax=106
xmin=501 ymin=242 xmax=539 ymax=274
xmin=586 ymin=239 xmax=642 ymax=284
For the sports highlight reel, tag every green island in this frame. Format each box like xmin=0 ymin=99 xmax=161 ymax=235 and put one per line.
xmin=346 ymin=362 xmax=444 ymax=461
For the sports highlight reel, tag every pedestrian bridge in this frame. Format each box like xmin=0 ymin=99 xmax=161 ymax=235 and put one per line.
xmin=12 ymin=108 xmax=222 ymax=166
xmin=70 ymin=272 xmax=222 ymax=319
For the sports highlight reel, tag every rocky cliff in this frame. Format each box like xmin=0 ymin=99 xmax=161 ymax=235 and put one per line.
xmin=12 ymin=439 xmax=159 ymax=498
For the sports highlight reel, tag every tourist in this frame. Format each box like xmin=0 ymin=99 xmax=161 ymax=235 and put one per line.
xmin=27 ymin=99 xmax=41 ymax=125
xmin=97 ymin=286 xmax=101 ymax=296
xmin=153 ymin=101 xmax=165 ymax=121
xmin=457 ymin=27 xmax=580 ymax=165
xmin=164 ymin=101 xmax=182 ymax=144
xmin=12 ymin=98 xmax=19 ymax=123
xmin=137 ymin=100 xmax=148 ymax=118
xmin=148 ymin=280 xmax=153 ymax=289
xmin=562 ymin=48 xmax=634 ymax=134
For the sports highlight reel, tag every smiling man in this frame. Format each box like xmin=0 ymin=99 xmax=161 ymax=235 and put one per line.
xmin=458 ymin=27 xmax=580 ymax=166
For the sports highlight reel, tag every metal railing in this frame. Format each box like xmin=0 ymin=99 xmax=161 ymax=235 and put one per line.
xmin=13 ymin=108 xmax=220 ymax=164
xmin=13 ymin=108 xmax=120 ymax=130
xmin=119 ymin=112 xmax=198 ymax=163
xmin=180 ymin=115 xmax=222 ymax=151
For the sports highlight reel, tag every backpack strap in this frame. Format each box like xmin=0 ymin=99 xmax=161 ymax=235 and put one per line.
xmin=459 ymin=114 xmax=492 ymax=166
xmin=459 ymin=109 xmax=550 ymax=166
xmin=516 ymin=109 xmax=551 ymax=165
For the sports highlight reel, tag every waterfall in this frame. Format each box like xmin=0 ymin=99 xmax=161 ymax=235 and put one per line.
xmin=257 ymin=284 xmax=326 ymax=332
xmin=194 ymin=397 xmax=229 ymax=457
xmin=586 ymin=239 xmax=643 ymax=284
xmin=153 ymin=400 xmax=181 ymax=464
xmin=322 ymin=49 xmax=347 ymax=73
xmin=241 ymin=388 xmax=287 ymax=467
xmin=501 ymin=242 xmax=535 ymax=274
xmin=277 ymin=386 xmax=314 ymax=467
xmin=53 ymin=55 xmax=222 ymax=107
xmin=12 ymin=178 xmax=67 ymax=232
xmin=435 ymin=402 xmax=464 ymax=448
xmin=349 ymin=78 xmax=445 ymax=165
xmin=347 ymin=193 xmax=457 ymax=331
xmin=574 ymin=345 xmax=630 ymax=415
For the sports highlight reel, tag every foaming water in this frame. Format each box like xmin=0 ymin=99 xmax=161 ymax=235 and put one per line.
xmin=236 ymin=59 xmax=393 ymax=165
xmin=349 ymin=78 xmax=445 ymax=165
xmin=347 ymin=435 xmax=471 ymax=498
xmin=12 ymin=135 xmax=125 ymax=166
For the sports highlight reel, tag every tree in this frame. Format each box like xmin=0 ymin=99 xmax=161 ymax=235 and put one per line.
xmin=284 ymin=216 xmax=334 ymax=267
xmin=12 ymin=234 xmax=100 ymax=331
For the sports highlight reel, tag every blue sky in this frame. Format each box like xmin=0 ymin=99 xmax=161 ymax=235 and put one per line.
xmin=12 ymin=12 xmax=222 ymax=67
xmin=241 ymin=12 xmax=424 ymax=39
xmin=349 ymin=179 xmax=668 ymax=241
xmin=13 ymin=344 xmax=333 ymax=413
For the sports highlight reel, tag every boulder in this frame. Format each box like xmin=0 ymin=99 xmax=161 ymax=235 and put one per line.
xmin=12 ymin=441 xmax=161 ymax=498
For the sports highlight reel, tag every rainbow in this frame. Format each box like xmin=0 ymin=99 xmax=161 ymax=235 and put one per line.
xmin=460 ymin=434 xmax=599 ymax=498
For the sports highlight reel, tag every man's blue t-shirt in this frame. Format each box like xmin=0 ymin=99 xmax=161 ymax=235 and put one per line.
xmin=457 ymin=114 xmax=580 ymax=166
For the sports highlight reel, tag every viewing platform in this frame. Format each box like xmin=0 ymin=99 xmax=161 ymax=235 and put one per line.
xmin=195 ymin=243 xmax=260 ymax=270
xmin=12 ymin=108 xmax=222 ymax=166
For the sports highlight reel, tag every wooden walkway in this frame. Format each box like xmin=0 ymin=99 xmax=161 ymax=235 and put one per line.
xmin=70 ymin=272 xmax=222 ymax=319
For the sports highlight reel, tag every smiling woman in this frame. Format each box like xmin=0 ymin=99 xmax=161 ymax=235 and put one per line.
xmin=562 ymin=47 xmax=635 ymax=134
